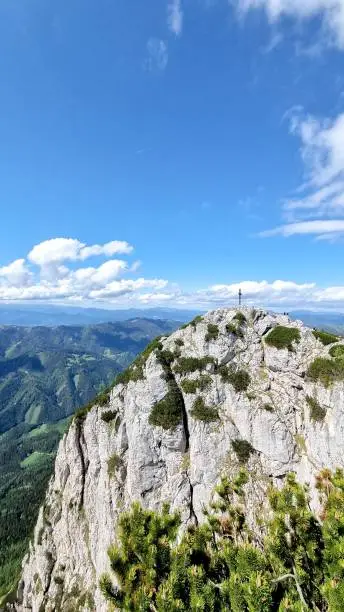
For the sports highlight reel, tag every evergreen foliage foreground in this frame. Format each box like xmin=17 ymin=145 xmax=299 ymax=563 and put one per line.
xmin=100 ymin=469 xmax=344 ymax=611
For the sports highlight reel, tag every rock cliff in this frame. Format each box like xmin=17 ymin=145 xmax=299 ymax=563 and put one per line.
xmin=14 ymin=308 xmax=344 ymax=611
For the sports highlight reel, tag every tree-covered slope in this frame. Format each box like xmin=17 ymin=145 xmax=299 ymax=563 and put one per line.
xmin=0 ymin=318 xmax=179 ymax=602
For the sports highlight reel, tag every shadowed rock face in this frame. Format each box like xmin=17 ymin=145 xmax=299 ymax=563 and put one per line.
xmin=15 ymin=308 xmax=344 ymax=612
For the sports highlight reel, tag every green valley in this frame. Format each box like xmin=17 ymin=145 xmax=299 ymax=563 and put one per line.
xmin=0 ymin=318 xmax=178 ymax=600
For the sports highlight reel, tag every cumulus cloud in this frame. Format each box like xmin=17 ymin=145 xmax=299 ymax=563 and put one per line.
xmin=168 ymin=0 xmax=183 ymax=36
xmin=0 ymin=259 xmax=32 ymax=287
xmin=235 ymin=0 xmax=344 ymax=49
xmin=145 ymin=39 xmax=168 ymax=72
xmin=0 ymin=238 xmax=167 ymax=304
xmin=174 ymin=280 xmax=344 ymax=310
xmin=5 ymin=238 xmax=344 ymax=310
xmin=28 ymin=238 xmax=133 ymax=266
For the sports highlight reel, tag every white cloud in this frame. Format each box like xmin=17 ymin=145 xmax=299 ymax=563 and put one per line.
xmin=6 ymin=238 xmax=344 ymax=310
xmin=168 ymin=0 xmax=183 ymax=36
xmin=235 ymin=0 xmax=344 ymax=49
xmin=0 ymin=238 xmax=167 ymax=304
xmin=262 ymin=109 xmax=344 ymax=238
xmin=145 ymin=39 xmax=168 ymax=72
xmin=0 ymin=259 xmax=32 ymax=287
xmin=289 ymin=111 xmax=344 ymax=188
xmin=28 ymin=238 xmax=133 ymax=266
xmin=260 ymin=219 xmax=344 ymax=237
xmin=89 ymin=278 xmax=168 ymax=299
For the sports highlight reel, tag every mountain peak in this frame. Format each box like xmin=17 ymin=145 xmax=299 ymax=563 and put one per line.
xmin=14 ymin=308 xmax=344 ymax=611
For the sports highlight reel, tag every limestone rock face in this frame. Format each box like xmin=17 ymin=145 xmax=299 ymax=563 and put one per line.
xmin=15 ymin=308 xmax=344 ymax=611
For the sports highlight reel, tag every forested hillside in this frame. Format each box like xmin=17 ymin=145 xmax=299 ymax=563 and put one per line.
xmin=0 ymin=318 xmax=178 ymax=601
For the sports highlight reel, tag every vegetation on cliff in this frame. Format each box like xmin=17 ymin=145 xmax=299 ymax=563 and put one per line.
xmin=101 ymin=469 xmax=344 ymax=611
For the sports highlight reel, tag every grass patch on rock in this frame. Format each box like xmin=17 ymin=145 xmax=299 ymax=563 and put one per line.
xmin=312 ymin=330 xmax=338 ymax=346
xmin=190 ymin=397 xmax=219 ymax=423
xmin=306 ymin=396 xmax=327 ymax=422
xmin=107 ymin=453 xmax=123 ymax=478
xmin=218 ymin=365 xmax=250 ymax=392
xmin=329 ymin=344 xmax=344 ymax=359
xmin=307 ymin=357 xmax=344 ymax=387
xmin=174 ymin=356 xmax=215 ymax=375
xmin=233 ymin=312 xmax=246 ymax=325
xmin=225 ymin=323 xmax=243 ymax=338
xmin=181 ymin=375 xmax=212 ymax=394
xmin=265 ymin=326 xmax=300 ymax=351
xmin=205 ymin=324 xmax=219 ymax=342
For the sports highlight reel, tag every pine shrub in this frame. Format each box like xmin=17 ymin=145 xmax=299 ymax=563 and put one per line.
xmin=149 ymin=384 xmax=183 ymax=430
xmin=101 ymin=469 xmax=344 ymax=611
xmin=218 ymin=365 xmax=250 ymax=392
xmin=231 ymin=439 xmax=254 ymax=463
xmin=173 ymin=356 xmax=215 ymax=375
xmin=101 ymin=410 xmax=117 ymax=423
xmin=190 ymin=397 xmax=219 ymax=422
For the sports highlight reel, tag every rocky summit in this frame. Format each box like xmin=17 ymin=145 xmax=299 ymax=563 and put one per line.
xmin=14 ymin=308 xmax=344 ymax=611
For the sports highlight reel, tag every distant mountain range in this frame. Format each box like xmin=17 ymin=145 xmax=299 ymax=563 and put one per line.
xmin=0 ymin=304 xmax=200 ymax=326
xmin=0 ymin=304 xmax=343 ymax=334
xmin=0 ymin=317 xmax=180 ymax=599
xmin=290 ymin=311 xmax=344 ymax=335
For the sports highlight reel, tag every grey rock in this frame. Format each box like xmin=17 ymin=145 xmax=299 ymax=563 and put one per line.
xmin=15 ymin=308 xmax=344 ymax=611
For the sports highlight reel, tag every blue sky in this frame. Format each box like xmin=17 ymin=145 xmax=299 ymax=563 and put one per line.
xmin=1 ymin=0 xmax=344 ymax=310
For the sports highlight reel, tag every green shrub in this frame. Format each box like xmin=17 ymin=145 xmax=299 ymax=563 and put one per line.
xmin=101 ymin=410 xmax=117 ymax=423
xmin=262 ymin=404 xmax=274 ymax=412
xmin=181 ymin=375 xmax=212 ymax=394
xmin=307 ymin=357 xmax=344 ymax=387
xmin=158 ymin=350 xmax=175 ymax=366
xmin=265 ymin=326 xmax=301 ymax=350
xmin=102 ymin=469 xmax=344 ymax=612
xmin=175 ymin=338 xmax=184 ymax=347
xmin=218 ymin=366 xmax=250 ymax=392
xmin=233 ymin=312 xmax=247 ymax=325
xmin=149 ymin=384 xmax=183 ymax=430
xmin=329 ymin=344 xmax=344 ymax=358
xmin=115 ymin=366 xmax=143 ymax=385
xmin=73 ymin=385 xmax=112 ymax=424
xmin=313 ymin=330 xmax=339 ymax=346
xmin=54 ymin=576 xmax=64 ymax=586
xmin=205 ymin=324 xmax=219 ymax=342
xmin=116 ymin=336 xmax=165 ymax=385
xmin=231 ymin=439 xmax=254 ymax=464
xmin=306 ymin=396 xmax=327 ymax=422
xmin=190 ymin=397 xmax=219 ymax=422
xmin=190 ymin=315 xmax=204 ymax=328
xmin=174 ymin=356 xmax=215 ymax=375
xmin=226 ymin=322 xmax=243 ymax=337
xmin=73 ymin=404 xmax=91 ymax=425
xmin=96 ymin=390 xmax=111 ymax=407
xmin=108 ymin=453 xmax=123 ymax=478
